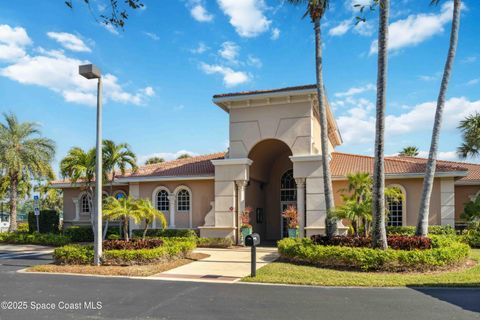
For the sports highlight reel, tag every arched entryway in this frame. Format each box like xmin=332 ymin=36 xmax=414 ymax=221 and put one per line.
xmin=246 ymin=139 xmax=295 ymax=241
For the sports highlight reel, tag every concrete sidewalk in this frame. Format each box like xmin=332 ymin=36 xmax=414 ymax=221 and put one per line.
xmin=151 ymin=247 xmax=279 ymax=283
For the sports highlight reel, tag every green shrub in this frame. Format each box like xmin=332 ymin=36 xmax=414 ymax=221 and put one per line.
xmin=132 ymin=229 xmax=197 ymax=239
xmin=28 ymin=210 xmax=60 ymax=233
xmin=17 ymin=222 xmax=29 ymax=232
xmin=277 ymin=236 xmax=469 ymax=272
xmin=53 ymin=238 xmax=197 ymax=265
xmin=63 ymin=226 xmax=120 ymax=242
xmin=386 ymin=225 xmax=456 ymax=236
xmin=0 ymin=232 xmax=71 ymax=246
xmin=463 ymin=221 xmax=480 ymax=248
xmin=197 ymin=237 xmax=233 ymax=248
xmin=54 ymin=244 xmax=94 ymax=265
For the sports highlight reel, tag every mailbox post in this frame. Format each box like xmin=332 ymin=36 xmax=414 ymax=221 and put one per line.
xmin=245 ymin=233 xmax=260 ymax=277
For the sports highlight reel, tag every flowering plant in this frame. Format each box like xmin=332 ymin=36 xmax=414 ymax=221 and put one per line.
xmin=240 ymin=206 xmax=253 ymax=229
xmin=282 ymin=205 xmax=298 ymax=229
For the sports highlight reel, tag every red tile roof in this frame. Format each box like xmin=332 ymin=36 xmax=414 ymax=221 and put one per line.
xmin=52 ymin=151 xmax=480 ymax=186
xmin=330 ymin=152 xmax=469 ymax=178
xmin=119 ymin=152 xmax=225 ymax=178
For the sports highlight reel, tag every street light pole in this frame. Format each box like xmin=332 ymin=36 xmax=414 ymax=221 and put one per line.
xmin=79 ymin=64 xmax=103 ymax=266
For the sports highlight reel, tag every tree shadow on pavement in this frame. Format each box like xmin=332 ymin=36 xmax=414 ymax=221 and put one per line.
xmin=409 ymin=287 xmax=480 ymax=314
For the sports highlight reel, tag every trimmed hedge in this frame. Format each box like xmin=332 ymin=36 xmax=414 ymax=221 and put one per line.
xmin=0 ymin=232 xmax=71 ymax=246
xmin=197 ymin=237 xmax=233 ymax=248
xmin=53 ymin=238 xmax=196 ymax=265
xmin=278 ymin=236 xmax=470 ymax=272
xmin=28 ymin=210 xmax=60 ymax=233
xmin=63 ymin=226 xmax=120 ymax=242
xmin=463 ymin=222 xmax=480 ymax=248
xmin=132 ymin=229 xmax=198 ymax=238
xmin=386 ymin=225 xmax=456 ymax=236
xmin=311 ymin=235 xmax=432 ymax=250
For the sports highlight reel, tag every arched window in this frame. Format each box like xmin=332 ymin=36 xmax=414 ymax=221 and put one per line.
xmin=80 ymin=194 xmax=90 ymax=214
xmin=156 ymin=190 xmax=170 ymax=211
xmin=386 ymin=186 xmax=405 ymax=227
xmin=280 ymin=169 xmax=296 ymax=202
xmin=177 ymin=189 xmax=190 ymax=211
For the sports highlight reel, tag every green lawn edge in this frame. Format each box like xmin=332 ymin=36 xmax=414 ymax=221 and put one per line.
xmin=242 ymin=249 xmax=480 ymax=287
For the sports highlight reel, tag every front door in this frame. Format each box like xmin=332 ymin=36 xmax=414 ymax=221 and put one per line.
xmin=280 ymin=169 xmax=297 ymax=238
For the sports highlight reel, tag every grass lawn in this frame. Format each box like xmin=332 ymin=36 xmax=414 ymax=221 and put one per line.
xmin=242 ymin=249 xmax=480 ymax=287
xmin=27 ymin=253 xmax=209 ymax=277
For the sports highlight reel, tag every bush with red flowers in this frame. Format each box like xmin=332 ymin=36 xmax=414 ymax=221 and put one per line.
xmin=310 ymin=235 xmax=432 ymax=250
xmin=103 ymin=239 xmax=164 ymax=250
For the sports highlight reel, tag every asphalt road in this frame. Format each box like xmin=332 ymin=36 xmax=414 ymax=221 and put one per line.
xmin=0 ymin=253 xmax=479 ymax=320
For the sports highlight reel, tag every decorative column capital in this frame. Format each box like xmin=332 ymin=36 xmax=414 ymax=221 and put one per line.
xmin=235 ymin=180 xmax=248 ymax=189
xmin=295 ymin=178 xmax=306 ymax=188
xmin=167 ymin=194 xmax=175 ymax=201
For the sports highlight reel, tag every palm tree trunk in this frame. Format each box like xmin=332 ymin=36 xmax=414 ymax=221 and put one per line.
xmin=416 ymin=0 xmax=461 ymax=237
xmin=86 ymin=187 xmax=95 ymax=236
xmin=372 ymin=0 xmax=390 ymax=250
xmin=314 ymin=18 xmax=337 ymax=238
xmin=143 ymin=220 xmax=149 ymax=240
xmin=123 ymin=216 xmax=129 ymax=241
xmin=8 ymin=173 xmax=18 ymax=232
xmin=102 ymin=220 xmax=109 ymax=240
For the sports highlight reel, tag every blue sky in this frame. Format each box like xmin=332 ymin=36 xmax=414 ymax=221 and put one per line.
xmin=0 ymin=0 xmax=479 ymax=174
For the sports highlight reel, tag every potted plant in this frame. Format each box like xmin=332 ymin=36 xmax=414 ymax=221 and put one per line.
xmin=240 ymin=206 xmax=253 ymax=245
xmin=282 ymin=205 xmax=299 ymax=238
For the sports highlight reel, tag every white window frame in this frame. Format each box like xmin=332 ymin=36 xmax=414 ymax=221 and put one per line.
xmin=174 ymin=185 xmax=192 ymax=229
xmin=386 ymin=184 xmax=407 ymax=227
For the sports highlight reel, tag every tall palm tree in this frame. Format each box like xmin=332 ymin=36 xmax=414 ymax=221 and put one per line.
xmin=102 ymin=140 xmax=137 ymax=238
xmin=60 ymin=147 xmax=98 ymax=233
xmin=103 ymin=196 xmax=142 ymax=241
xmin=286 ymin=0 xmax=336 ymax=237
xmin=399 ymin=146 xmax=419 ymax=157
xmin=457 ymin=112 xmax=480 ymax=159
xmin=0 ymin=113 xmax=55 ymax=231
xmin=416 ymin=0 xmax=461 ymax=237
xmin=132 ymin=199 xmax=167 ymax=240
xmin=371 ymin=0 xmax=390 ymax=249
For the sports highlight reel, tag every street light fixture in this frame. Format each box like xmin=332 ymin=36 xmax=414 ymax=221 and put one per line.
xmin=79 ymin=63 xmax=103 ymax=266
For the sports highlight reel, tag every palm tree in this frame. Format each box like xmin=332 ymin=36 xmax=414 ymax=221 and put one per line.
xmin=399 ymin=146 xmax=419 ymax=157
xmin=457 ymin=112 xmax=480 ymax=159
xmin=102 ymin=140 xmax=137 ymax=239
xmin=103 ymin=196 xmax=142 ymax=241
xmin=0 ymin=113 xmax=55 ymax=231
xmin=416 ymin=0 xmax=461 ymax=237
xmin=132 ymin=199 xmax=167 ymax=240
xmin=60 ymin=147 xmax=98 ymax=233
xmin=371 ymin=0 xmax=390 ymax=249
xmin=145 ymin=157 xmax=165 ymax=165
xmin=339 ymin=172 xmax=372 ymax=236
xmin=286 ymin=0 xmax=336 ymax=237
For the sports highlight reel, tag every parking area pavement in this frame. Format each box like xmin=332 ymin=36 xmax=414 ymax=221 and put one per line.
xmin=0 ymin=244 xmax=54 ymax=260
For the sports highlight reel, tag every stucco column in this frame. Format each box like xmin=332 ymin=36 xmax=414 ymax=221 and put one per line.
xmin=236 ymin=180 xmax=248 ymax=245
xmin=168 ymin=195 xmax=176 ymax=228
xmin=295 ymin=178 xmax=306 ymax=238
xmin=73 ymin=198 xmax=80 ymax=221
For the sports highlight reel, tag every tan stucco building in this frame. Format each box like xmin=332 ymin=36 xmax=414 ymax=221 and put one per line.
xmin=53 ymin=85 xmax=480 ymax=243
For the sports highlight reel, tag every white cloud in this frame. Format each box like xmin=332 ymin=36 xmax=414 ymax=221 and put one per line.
xmin=139 ymin=150 xmax=198 ymax=164
xmin=419 ymin=74 xmax=438 ymax=81
xmin=191 ymin=42 xmax=209 ymax=54
xmin=0 ymin=45 xmax=153 ymax=107
xmin=369 ymin=2 xmax=454 ymax=55
xmin=217 ymin=0 xmax=271 ymax=37
xmin=218 ymin=41 xmax=240 ymax=63
xmin=462 ymin=56 xmax=477 ymax=64
xmin=190 ymin=2 xmax=214 ymax=22
xmin=354 ymin=20 xmax=374 ymax=36
xmin=329 ymin=20 xmax=351 ymax=36
xmin=466 ymin=78 xmax=479 ymax=86
xmin=271 ymin=27 xmax=280 ymax=40
xmin=345 ymin=0 xmax=373 ymax=12
xmin=416 ymin=150 xmax=459 ymax=161
xmin=144 ymin=32 xmax=160 ymax=41
xmin=102 ymin=23 xmax=119 ymax=35
xmin=199 ymin=62 xmax=249 ymax=87
xmin=334 ymin=83 xmax=376 ymax=97
xmin=0 ymin=24 xmax=31 ymax=62
xmin=336 ymin=96 xmax=480 ymax=146
xmin=247 ymin=55 xmax=262 ymax=68
xmin=47 ymin=32 xmax=91 ymax=52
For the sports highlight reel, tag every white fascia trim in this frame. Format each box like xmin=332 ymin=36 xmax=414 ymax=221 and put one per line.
xmin=51 ymin=182 xmax=128 ymax=189
xmin=455 ymin=180 xmax=480 ymax=186
xmin=116 ymin=175 xmax=214 ymax=183
xmin=289 ymin=154 xmax=322 ymax=162
xmin=211 ymin=158 xmax=253 ymax=166
xmin=213 ymin=88 xmax=315 ymax=105
xmin=332 ymin=171 xmax=468 ymax=181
